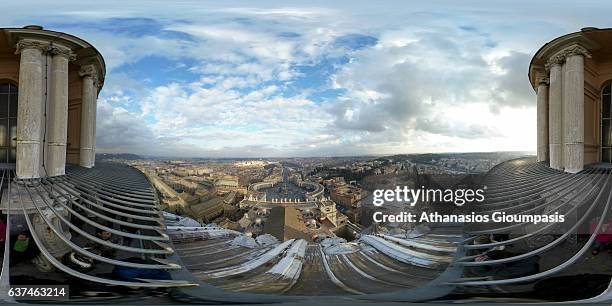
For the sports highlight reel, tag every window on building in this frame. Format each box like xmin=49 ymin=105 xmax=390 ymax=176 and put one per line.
xmin=602 ymin=83 xmax=612 ymax=163
xmin=0 ymin=83 xmax=17 ymax=164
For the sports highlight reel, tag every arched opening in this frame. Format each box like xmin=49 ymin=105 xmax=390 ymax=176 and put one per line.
xmin=0 ymin=83 xmax=17 ymax=164
xmin=602 ymin=84 xmax=612 ymax=163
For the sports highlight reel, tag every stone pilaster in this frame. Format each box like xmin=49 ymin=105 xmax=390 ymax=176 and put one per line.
xmin=46 ymin=44 xmax=75 ymax=176
xmin=536 ymin=75 xmax=549 ymax=162
xmin=546 ymin=56 xmax=564 ymax=171
xmin=15 ymin=39 xmax=46 ymax=179
xmin=562 ymin=45 xmax=589 ymax=173
xmin=79 ymin=64 xmax=98 ymax=168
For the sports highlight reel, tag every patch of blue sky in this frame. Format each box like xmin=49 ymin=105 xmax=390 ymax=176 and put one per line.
xmin=458 ymin=24 xmax=497 ymax=48
xmin=229 ymin=17 xmax=256 ymax=26
xmin=332 ymin=33 xmax=378 ymax=50
xmin=40 ymin=17 xmax=194 ymax=41
xmin=275 ymin=34 xmax=377 ymax=101
xmin=113 ymin=55 xmax=200 ymax=87
xmin=308 ymin=88 xmax=347 ymax=102
xmin=459 ymin=25 xmax=478 ymax=32
xmin=143 ymin=113 xmax=158 ymax=125
xmin=281 ymin=55 xmax=351 ymax=101
xmin=277 ymin=32 xmax=301 ymax=39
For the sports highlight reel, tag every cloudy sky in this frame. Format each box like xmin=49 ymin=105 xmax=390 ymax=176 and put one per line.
xmin=3 ymin=1 xmax=610 ymax=157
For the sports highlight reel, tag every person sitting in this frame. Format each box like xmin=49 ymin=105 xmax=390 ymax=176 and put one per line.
xmin=10 ymin=231 xmax=39 ymax=266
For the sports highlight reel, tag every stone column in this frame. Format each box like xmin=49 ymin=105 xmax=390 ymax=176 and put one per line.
xmin=536 ymin=75 xmax=549 ymax=162
xmin=92 ymin=95 xmax=97 ymax=168
xmin=15 ymin=39 xmax=46 ymax=179
xmin=562 ymin=46 xmax=589 ymax=173
xmin=46 ymin=44 xmax=74 ymax=176
xmin=547 ymin=56 xmax=564 ymax=171
xmin=79 ymin=64 xmax=98 ymax=168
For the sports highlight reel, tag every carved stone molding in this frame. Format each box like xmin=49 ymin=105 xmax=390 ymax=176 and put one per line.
xmin=79 ymin=64 xmax=99 ymax=84
xmin=545 ymin=44 xmax=592 ymax=71
xmin=15 ymin=39 xmax=77 ymax=61
xmin=536 ymin=76 xmax=550 ymax=85
xmin=562 ymin=45 xmax=592 ymax=59
xmin=46 ymin=44 xmax=76 ymax=61
xmin=544 ymin=54 xmax=565 ymax=71
xmin=14 ymin=39 xmax=48 ymax=54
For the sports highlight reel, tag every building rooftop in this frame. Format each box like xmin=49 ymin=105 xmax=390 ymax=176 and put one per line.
xmin=0 ymin=163 xmax=198 ymax=302
xmin=262 ymin=206 xmax=309 ymax=241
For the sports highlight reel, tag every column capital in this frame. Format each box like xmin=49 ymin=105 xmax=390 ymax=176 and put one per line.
xmin=545 ymin=55 xmax=565 ymax=72
xmin=46 ymin=44 xmax=76 ymax=61
xmin=545 ymin=45 xmax=592 ymax=71
xmin=14 ymin=39 xmax=48 ymax=54
xmin=536 ymin=76 xmax=550 ymax=85
xmin=79 ymin=64 xmax=99 ymax=84
xmin=562 ymin=45 xmax=592 ymax=59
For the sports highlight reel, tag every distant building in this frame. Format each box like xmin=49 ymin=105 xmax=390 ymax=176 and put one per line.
xmin=330 ymin=184 xmax=367 ymax=208
xmin=215 ymin=175 xmax=240 ymax=188
xmin=191 ymin=197 xmax=225 ymax=222
xmin=234 ymin=160 xmax=268 ymax=167
xmin=178 ymin=192 xmax=199 ymax=206
xmin=223 ymin=191 xmax=238 ymax=205
xmin=345 ymin=208 xmax=361 ymax=224
xmin=319 ymin=198 xmax=338 ymax=225
xmin=263 ymin=206 xmax=308 ymax=241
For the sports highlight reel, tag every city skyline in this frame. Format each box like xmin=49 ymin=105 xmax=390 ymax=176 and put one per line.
xmin=2 ymin=0 xmax=610 ymax=157
xmin=98 ymin=150 xmax=534 ymax=160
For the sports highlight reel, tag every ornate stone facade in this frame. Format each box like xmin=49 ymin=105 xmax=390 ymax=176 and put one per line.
xmin=0 ymin=26 xmax=105 ymax=178
xmin=529 ymin=28 xmax=612 ymax=172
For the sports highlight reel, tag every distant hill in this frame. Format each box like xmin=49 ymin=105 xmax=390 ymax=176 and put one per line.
xmin=96 ymin=153 xmax=143 ymax=161
xmin=378 ymin=151 xmax=533 ymax=163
